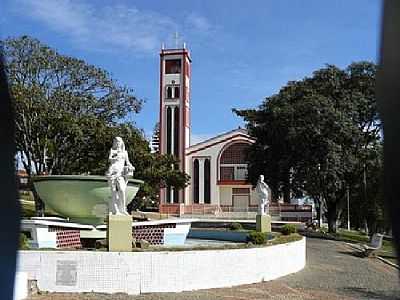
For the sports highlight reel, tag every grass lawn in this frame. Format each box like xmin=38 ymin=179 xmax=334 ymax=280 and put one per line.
xmin=20 ymin=192 xmax=60 ymax=218
xmin=336 ymin=229 xmax=398 ymax=265
xmin=133 ymin=211 xmax=170 ymax=220
xmin=335 ymin=229 xmax=369 ymax=243
xmin=377 ymin=240 xmax=398 ymax=265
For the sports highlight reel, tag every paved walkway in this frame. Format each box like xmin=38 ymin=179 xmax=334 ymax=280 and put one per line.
xmin=29 ymin=238 xmax=400 ymax=300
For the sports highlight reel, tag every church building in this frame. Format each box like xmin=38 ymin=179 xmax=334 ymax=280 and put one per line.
xmin=157 ymin=44 xmax=260 ymax=215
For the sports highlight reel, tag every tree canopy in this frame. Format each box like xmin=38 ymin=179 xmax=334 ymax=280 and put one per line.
xmin=235 ymin=62 xmax=382 ymax=233
xmin=3 ymin=36 xmax=189 ymax=215
xmin=3 ymin=35 xmax=142 ymax=176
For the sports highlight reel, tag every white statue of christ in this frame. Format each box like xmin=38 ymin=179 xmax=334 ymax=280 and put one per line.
xmin=106 ymin=137 xmax=135 ymax=215
xmin=256 ymin=175 xmax=269 ymax=215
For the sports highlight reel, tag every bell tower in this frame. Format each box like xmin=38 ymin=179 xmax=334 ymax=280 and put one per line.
xmin=159 ymin=43 xmax=191 ymax=204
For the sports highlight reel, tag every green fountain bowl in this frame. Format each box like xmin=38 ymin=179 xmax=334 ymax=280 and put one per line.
xmin=32 ymin=175 xmax=144 ymax=225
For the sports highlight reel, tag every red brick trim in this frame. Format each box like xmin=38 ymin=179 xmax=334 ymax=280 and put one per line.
xmin=217 ymin=180 xmax=250 ymax=185
xmin=181 ymin=53 xmax=187 ymax=203
xmin=159 ymin=50 xmax=165 ymax=204
xmin=186 ymin=134 xmax=254 ymax=156
xmin=160 ymin=49 xmax=192 ymax=62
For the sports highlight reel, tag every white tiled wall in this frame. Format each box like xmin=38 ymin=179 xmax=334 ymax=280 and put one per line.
xmin=17 ymin=238 xmax=306 ymax=295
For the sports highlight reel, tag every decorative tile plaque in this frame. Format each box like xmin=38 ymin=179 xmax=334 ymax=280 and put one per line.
xmin=56 ymin=260 xmax=77 ymax=286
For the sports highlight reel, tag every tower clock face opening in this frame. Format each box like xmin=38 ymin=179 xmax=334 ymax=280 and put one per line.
xmin=165 ymin=59 xmax=181 ymax=74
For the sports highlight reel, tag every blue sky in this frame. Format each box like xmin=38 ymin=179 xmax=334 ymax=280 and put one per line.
xmin=1 ymin=0 xmax=382 ymax=144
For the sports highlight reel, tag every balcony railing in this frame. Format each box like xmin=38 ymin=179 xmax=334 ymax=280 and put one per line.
xmin=159 ymin=203 xmax=313 ymax=223
xmin=220 ymin=164 xmax=248 ymax=181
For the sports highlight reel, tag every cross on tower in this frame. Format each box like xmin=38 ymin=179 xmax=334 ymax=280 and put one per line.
xmin=174 ymin=32 xmax=179 ymax=49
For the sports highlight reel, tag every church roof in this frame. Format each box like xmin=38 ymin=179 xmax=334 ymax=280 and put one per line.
xmin=186 ymin=128 xmax=254 ymax=155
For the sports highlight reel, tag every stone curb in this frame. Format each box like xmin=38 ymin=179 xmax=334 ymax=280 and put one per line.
xmin=344 ymin=242 xmax=363 ymax=251
xmin=376 ymin=256 xmax=400 ymax=269
xmin=344 ymin=242 xmax=400 ymax=269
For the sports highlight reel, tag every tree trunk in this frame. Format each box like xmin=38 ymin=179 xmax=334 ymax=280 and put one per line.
xmin=314 ymin=197 xmax=322 ymax=228
xmin=283 ymin=171 xmax=291 ymax=203
xmin=327 ymin=201 xmax=337 ymax=233
xmin=270 ymin=181 xmax=279 ymax=203
xmin=29 ymin=178 xmax=45 ymax=217
xmin=364 ymin=218 xmax=369 ymax=235
xmin=283 ymin=186 xmax=291 ymax=203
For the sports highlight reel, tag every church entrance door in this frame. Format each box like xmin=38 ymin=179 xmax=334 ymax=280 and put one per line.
xmin=232 ymin=195 xmax=250 ymax=212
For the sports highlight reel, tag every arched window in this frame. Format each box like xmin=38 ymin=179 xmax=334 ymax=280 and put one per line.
xmin=166 ymin=107 xmax=172 ymax=154
xmin=193 ymin=159 xmax=199 ymax=203
xmin=173 ymin=188 xmax=179 ymax=203
xmin=220 ymin=142 xmax=249 ymax=164
xmin=174 ymin=86 xmax=180 ymax=98
xmin=204 ymin=159 xmax=211 ymax=204
xmin=166 ymin=86 xmax=173 ymax=98
xmin=219 ymin=142 xmax=250 ymax=181
xmin=166 ymin=186 xmax=171 ymax=203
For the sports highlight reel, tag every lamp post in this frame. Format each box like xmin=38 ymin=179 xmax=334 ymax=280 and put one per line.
xmin=318 ymin=163 xmax=323 ymax=227
xmin=363 ymin=162 xmax=368 ymax=235
xmin=347 ymin=185 xmax=350 ymax=231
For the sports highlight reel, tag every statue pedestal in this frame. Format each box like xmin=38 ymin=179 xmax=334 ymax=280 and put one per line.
xmin=256 ymin=214 xmax=271 ymax=233
xmin=107 ymin=215 xmax=132 ymax=252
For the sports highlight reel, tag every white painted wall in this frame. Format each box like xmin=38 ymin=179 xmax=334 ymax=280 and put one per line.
xmin=14 ymin=272 xmax=28 ymax=300
xmin=17 ymin=238 xmax=306 ymax=295
xmin=164 ymin=74 xmax=180 ymax=85
xmin=250 ymin=188 xmax=258 ymax=206
xmin=185 ymin=132 xmax=254 ymax=205
xmin=219 ymin=187 xmax=232 ymax=206
xmin=20 ymin=224 xmax=57 ymax=249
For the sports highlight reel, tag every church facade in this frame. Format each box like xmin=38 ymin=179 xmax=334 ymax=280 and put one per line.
xmin=157 ymin=45 xmax=260 ymax=215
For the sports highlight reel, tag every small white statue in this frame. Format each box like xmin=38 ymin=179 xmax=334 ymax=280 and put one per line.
xmin=106 ymin=137 xmax=135 ymax=215
xmin=256 ymin=175 xmax=269 ymax=215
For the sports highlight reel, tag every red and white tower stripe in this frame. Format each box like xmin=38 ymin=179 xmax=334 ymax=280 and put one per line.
xmin=159 ymin=44 xmax=191 ymax=204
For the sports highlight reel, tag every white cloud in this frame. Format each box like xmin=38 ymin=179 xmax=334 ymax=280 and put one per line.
xmin=14 ymin=0 xmax=178 ymax=54
xmin=12 ymin=1 xmax=217 ymax=54
xmin=184 ymin=12 xmax=212 ymax=33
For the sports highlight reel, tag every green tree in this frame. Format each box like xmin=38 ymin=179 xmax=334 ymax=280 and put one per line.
xmin=3 ymin=35 xmax=143 ymax=215
xmin=344 ymin=144 xmax=387 ymax=234
xmin=3 ymin=36 xmax=190 ymax=215
xmin=236 ymin=62 xmax=381 ymax=233
xmin=130 ymin=152 xmax=190 ymax=210
xmin=151 ymin=122 xmax=160 ymax=153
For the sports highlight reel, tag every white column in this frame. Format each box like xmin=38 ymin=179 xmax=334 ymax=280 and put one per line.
xmin=171 ymin=109 xmax=174 ymax=204
xmin=170 ymin=106 xmax=175 ymax=204
xmin=170 ymin=187 xmax=174 ymax=204
xmin=199 ymin=158 xmax=205 ymax=204
xmin=171 ymin=106 xmax=175 ymax=155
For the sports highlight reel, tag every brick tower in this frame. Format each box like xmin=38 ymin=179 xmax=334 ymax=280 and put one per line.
xmin=159 ymin=43 xmax=191 ymax=204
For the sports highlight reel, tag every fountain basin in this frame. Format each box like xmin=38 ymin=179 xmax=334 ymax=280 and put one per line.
xmin=32 ymin=175 xmax=143 ymax=225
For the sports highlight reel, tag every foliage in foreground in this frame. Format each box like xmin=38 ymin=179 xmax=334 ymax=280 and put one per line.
xmin=281 ymin=224 xmax=297 ymax=235
xmin=19 ymin=233 xmax=30 ymax=250
xmin=229 ymin=222 xmax=243 ymax=231
xmin=247 ymin=231 xmax=267 ymax=244
xmin=3 ymin=36 xmax=190 ymax=214
xmin=269 ymin=233 xmax=303 ymax=245
xmin=3 ymin=35 xmax=142 ymax=177
xmin=235 ymin=62 xmax=382 ymax=233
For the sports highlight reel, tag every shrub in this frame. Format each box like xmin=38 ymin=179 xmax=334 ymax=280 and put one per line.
xmin=19 ymin=233 xmax=30 ymax=250
xmin=271 ymin=233 xmax=302 ymax=245
xmin=229 ymin=222 xmax=243 ymax=231
xmin=319 ymin=226 xmax=328 ymax=235
xmin=281 ymin=224 xmax=297 ymax=235
xmin=248 ymin=231 xmax=266 ymax=244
